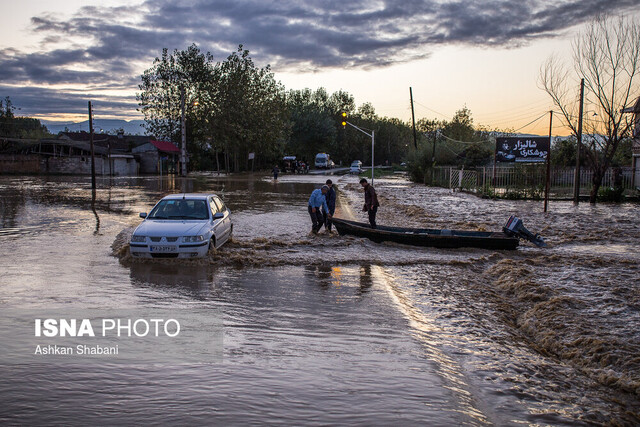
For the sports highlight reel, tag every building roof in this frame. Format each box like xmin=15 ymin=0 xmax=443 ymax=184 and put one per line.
xmin=151 ymin=140 xmax=180 ymax=153
xmin=58 ymin=131 xmax=156 ymax=152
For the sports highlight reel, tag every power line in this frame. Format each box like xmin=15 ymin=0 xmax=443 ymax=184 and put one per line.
xmin=484 ymin=109 xmax=554 ymax=126
xmin=412 ymin=101 xmax=450 ymax=119
xmin=474 ymin=99 xmax=553 ymax=121
xmin=511 ymin=111 xmax=549 ymax=133
xmin=440 ymin=133 xmax=493 ymax=144
xmin=441 ymin=142 xmax=467 ymax=158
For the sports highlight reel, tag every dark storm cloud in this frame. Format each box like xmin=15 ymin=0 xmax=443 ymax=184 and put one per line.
xmin=0 ymin=0 xmax=637 ymax=117
xmin=0 ymin=85 xmax=139 ymax=117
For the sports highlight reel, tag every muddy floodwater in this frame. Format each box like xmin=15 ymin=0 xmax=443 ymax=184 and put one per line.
xmin=0 ymin=173 xmax=638 ymax=425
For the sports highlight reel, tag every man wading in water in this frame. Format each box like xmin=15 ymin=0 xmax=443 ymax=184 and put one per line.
xmin=308 ymin=185 xmax=331 ymax=234
xmin=323 ymin=179 xmax=336 ymax=233
xmin=360 ymin=178 xmax=379 ymax=228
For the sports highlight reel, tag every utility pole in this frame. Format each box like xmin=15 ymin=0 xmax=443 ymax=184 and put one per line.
xmin=410 ymin=87 xmax=417 ymax=149
xmin=544 ymin=110 xmax=553 ymax=212
xmin=371 ymin=130 xmax=375 ymax=186
xmin=574 ymin=78 xmax=584 ymax=204
xmin=180 ymin=86 xmax=187 ymax=177
xmin=88 ymin=101 xmax=96 ymax=190
xmin=431 ymin=129 xmax=437 ymax=184
xmin=107 ymin=139 xmax=112 ymax=178
xmin=343 ymin=119 xmax=375 ymax=185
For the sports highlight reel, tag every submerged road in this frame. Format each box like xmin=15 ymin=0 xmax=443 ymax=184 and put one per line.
xmin=0 ymin=173 xmax=638 ymax=425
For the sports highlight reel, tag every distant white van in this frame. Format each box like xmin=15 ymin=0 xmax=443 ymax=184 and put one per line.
xmin=315 ymin=153 xmax=332 ymax=169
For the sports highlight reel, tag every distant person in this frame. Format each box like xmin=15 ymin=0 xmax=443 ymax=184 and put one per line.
xmin=323 ymin=179 xmax=336 ymax=232
xmin=272 ymin=165 xmax=279 ymax=180
xmin=360 ymin=178 xmax=379 ymax=228
xmin=308 ymin=185 xmax=331 ymax=234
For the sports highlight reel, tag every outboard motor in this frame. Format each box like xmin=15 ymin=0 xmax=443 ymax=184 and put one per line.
xmin=503 ymin=215 xmax=546 ymax=248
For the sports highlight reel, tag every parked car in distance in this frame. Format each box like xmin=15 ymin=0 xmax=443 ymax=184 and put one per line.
xmin=350 ymin=160 xmax=363 ymax=174
xmin=315 ymin=153 xmax=332 ymax=169
xmin=130 ymin=193 xmax=232 ymax=259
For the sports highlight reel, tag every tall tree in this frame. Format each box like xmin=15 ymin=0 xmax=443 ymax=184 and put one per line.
xmin=208 ymin=45 xmax=288 ymax=171
xmin=539 ymin=15 xmax=640 ymax=203
xmin=286 ymin=88 xmax=336 ymax=161
xmin=0 ymin=97 xmax=51 ymax=139
xmin=0 ymin=97 xmax=15 ymax=137
xmin=137 ymin=44 xmax=215 ymax=144
xmin=138 ymin=44 xmax=288 ymax=171
xmin=441 ymin=106 xmax=476 ymax=142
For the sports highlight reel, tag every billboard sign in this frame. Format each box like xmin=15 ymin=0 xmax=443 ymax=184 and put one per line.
xmin=495 ymin=137 xmax=550 ymax=163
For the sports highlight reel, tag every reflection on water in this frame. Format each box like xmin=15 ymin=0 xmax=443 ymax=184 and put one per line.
xmin=0 ymin=174 xmax=639 ymax=424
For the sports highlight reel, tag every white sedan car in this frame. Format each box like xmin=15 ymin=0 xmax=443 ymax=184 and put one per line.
xmin=350 ymin=160 xmax=363 ymax=174
xmin=130 ymin=193 xmax=232 ymax=259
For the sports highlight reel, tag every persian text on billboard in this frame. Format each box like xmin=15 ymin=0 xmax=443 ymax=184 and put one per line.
xmin=495 ymin=137 xmax=550 ymax=163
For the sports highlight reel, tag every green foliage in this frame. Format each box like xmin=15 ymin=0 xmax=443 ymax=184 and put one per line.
xmin=137 ymin=44 xmax=214 ymax=143
xmin=501 ymin=185 xmax=545 ymax=200
xmin=359 ymin=166 xmax=398 ymax=179
xmin=137 ymin=44 xmax=289 ymax=171
xmin=285 ymin=88 xmax=341 ymax=161
xmin=462 ymin=142 xmax=493 ymax=168
xmin=442 ymin=106 xmax=475 ymax=142
xmin=284 ymin=88 xmax=413 ymax=167
xmin=208 ymin=45 xmax=289 ymax=170
xmin=406 ymin=143 xmax=431 ymax=184
xmin=597 ymin=186 xmax=624 ymax=202
xmin=479 ymin=183 xmax=496 ymax=198
xmin=367 ymin=116 xmax=413 ymax=166
xmin=551 ymin=137 xmax=576 ymax=167
xmin=611 ymin=138 xmax=633 ymax=167
xmin=0 ymin=96 xmax=52 ymax=139
xmin=550 ymin=137 xmax=593 ymax=167
xmin=407 ymin=107 xmax=508 ymax=185
xmin=416 ymin=118 xmax=443 ymax=134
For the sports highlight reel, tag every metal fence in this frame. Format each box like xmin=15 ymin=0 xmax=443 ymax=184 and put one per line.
xmin=439 ymin=165 xmax=637 ymax=197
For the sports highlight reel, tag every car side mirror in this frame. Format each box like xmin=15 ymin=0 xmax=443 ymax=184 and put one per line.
xmin=212 ymin=212 xmax=224 ymax=220
xmin=139 ymin=212 xmax=147 ymax=218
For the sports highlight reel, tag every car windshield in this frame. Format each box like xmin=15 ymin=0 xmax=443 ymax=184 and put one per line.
xmin=147 ymin=199 xmax=209 ymax=220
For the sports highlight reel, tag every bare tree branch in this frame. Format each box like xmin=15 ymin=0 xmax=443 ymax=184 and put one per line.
xmin=540 ymin=14 xmax=640 ymax=203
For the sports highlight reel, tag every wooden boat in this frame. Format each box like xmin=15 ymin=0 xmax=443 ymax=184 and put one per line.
xmin=331 ymin=217 xmax=520 ymax=250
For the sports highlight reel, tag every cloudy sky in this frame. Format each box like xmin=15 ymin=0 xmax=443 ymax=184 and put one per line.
xmin=1 ymin=0 xmax=639 ymax=134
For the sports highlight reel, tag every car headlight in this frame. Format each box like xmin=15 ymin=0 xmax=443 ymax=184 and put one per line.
xmin=131 ymin=235 xmax=146 ymax=243
xmin=182 ymin=235 xmax=205 ymax=243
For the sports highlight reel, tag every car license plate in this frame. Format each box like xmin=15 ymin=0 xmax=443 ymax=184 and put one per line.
xmin=150 ymin=245 xmax=177 ymax=252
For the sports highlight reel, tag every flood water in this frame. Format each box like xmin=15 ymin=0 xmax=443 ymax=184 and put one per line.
xmin=0 ymin=173 xmax=638 ymax=425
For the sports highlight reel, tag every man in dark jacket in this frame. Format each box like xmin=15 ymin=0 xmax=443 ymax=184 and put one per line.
xmin=323 ymin=179 xmax=336 ymax=232
xmin=309 ymin=185 xmax=331 ymax=234
xmin=359 ymin=178 xmax=379 ymax=228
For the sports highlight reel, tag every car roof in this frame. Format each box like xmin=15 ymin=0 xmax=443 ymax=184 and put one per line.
xmin=161 ymin=193 xmax=218 ymax=200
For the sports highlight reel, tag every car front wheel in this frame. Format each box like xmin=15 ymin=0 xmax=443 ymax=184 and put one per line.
xmin=208 ymin=237 xmax=217 ymax=255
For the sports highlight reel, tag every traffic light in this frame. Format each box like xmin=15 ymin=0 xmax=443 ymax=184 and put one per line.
xmin=341 ymin=112 xmax=347 ymax=128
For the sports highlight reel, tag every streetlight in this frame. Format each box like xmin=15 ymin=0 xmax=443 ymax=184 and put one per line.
xmin=179 ymin=91 xmax=201 ymax=177
xmin=180 ymin=86 xmax=187 ymax=177
xmin=342 ymin=112 xmax=375 ymax=185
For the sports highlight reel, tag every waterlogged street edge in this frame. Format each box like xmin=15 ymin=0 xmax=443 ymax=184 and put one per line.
xmin=0 ymin=173 xmax=638 ymax=424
